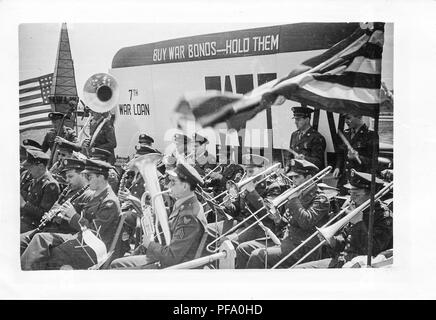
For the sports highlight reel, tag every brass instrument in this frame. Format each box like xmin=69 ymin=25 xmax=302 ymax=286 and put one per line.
xmin=271 ymin=181 xmax=394 ymax=269
xmin=205 ymin=166 xmax=332 ymax=253
xmin=130 ymin=153 xmax=171 ymax=245
xmin=79 ymin=73 xmax=119 ymax=147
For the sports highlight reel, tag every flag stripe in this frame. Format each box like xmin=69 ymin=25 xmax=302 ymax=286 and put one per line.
xmin=19 ymin=75 xmax=48 ymax=86
xmin=20 ymin=105 xmax=52 ymax=115
xmin=19 ymin=81 xmax=40 ymax=90
xmin=19 ymin=93 xmax=42 ymax=102
xmin=20 ymin=122 xmax=53 ymax=132
xmin=20 ymin=90 xmax=42 ymax=99
xmin=345 ymin=57 xmax=381 ymax=74
xmin=20 ymin=101 xmax=45 ymax=110
xmin=313 ymin=72 xmax=381 ymax=89
xmin=19 ymin=85 xmax=42 ymax=94
xmin=20 ymin=107 xmax=52 ymax=118
xmin=290 ymin=87 xmax=379 ymax=118
xmin=301 ymin=80 xmax=380 ymax=104
xmin=20 ymin=115 xmax=52 ymax=126
xmin=20 ymin=97 xmax=43 ymax=107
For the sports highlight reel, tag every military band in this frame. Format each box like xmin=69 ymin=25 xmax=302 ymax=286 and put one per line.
xmin=19 ymin=102 xmax=393 ymax=270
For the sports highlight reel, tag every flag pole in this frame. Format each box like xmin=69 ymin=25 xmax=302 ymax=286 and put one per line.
xmin=366 ymin=111 xmax=380 ymax=267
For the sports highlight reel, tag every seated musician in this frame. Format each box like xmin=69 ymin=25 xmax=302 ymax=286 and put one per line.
xmin=21 ymin=159 xmax=120 ymax=270
xmin=192 ymin=132 xmax=216 ymax=175
xmin=20 ymin=139 xmax=44 ymax=196
xmin=41 ymin=112 xmax=77 ymax=153
xmin=49 ymin=139 xmax=82 ymax=187
xmin=236 ymin=159 xmax=330 ymax=268
xmin=20 ymin=158 xmax=88 ymax=254
xmin=89 ymin=147 xmax=120 ymax=193
xmin=110 ymin=161 xmax=207 ymax=269
xmin=20 ymin=148 xmax=60 ymax=233
xmin=295 ymin=170 xmax=392 ymax=269
xmin=207 ymin=154 xmax=275 ymax=246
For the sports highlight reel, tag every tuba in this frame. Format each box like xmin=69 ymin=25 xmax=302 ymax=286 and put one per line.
xmin=129 ymin=153 xmax=171 ymax=245
xmin=79 ymin=73 xmax=119 ymax=147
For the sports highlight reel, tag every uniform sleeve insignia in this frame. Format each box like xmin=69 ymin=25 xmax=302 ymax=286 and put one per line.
xmin=173 ymin=228 xmax=185 ymax=240
xmin=183 ymin=216 xmax=192 ymax=225
xmin=49 ymin=184 xmax=56 ymax=190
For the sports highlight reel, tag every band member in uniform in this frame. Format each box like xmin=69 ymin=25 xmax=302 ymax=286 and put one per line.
xmin=20 ymin=148 xmax=60 ymax=233
xmin=20 ymin=158 xmax=88 ymax=253
xmin=208 ymin=154 xmax=275 ymax=246
xmin=110 ymin=161 xmax=206 ymax=269
xmin=88 ymin=147 xmax=120 ymax=193
xmin=236 ymin=159 xmax=330 ymax=268
xmin=333 ymin=113 xmax=379 ymax=193
xmin=138 ymin=133 xmax=156 ymax=149
xmin=41 ymin=112 xmax=77 ymax=153
xmin=288 ymin=106 xmax=326 ymax=170
xmin=49 ymin=139 xmax=82 ymax=187
xmin=20 ymin=140 xmax=44 ymax=195
xmin=81 ymin=109 xmax=117 ymax=164
xmin=21 ymin=158 xmax=120 ymax=270
xmin=295 ymin=170 xmax=392 ymax=268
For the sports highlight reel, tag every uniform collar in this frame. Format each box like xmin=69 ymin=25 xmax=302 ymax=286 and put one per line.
xmin=298 ymin=126 xmax=312 ymax=136
xmin=173 ymin=193 xmax=196 ymax=210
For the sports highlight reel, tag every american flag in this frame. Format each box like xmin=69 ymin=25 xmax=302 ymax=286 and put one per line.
xmin=19 ymin=73 xmax=53 ymax=133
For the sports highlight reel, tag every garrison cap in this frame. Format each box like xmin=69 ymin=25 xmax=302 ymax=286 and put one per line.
xmin=193 ymin=133 xmax=208 ymax=145
xmin=167 ymin=161 xmax=204 ymax=187
xmin=241 ymin=154 xmax=269 ymax=168
xmin=291 ymin=106 xmax=314 ymax=119
xmin=82 ymin=158 xmax=113 ymax=175
xmin=138 ymin=133 xmax=154 ymax=145
xmin=61 ymin=158 xmax=86 ymax=172
xmin=287 ymin=159 xmax=319 ymax=176
xmin=135 ymin=144 xmax=158 ymax=155
xmin=344 ymin=170 xmax=384 ymax=190
xmin=89 ymin=147 xmax=112 ymax=161
xmin=48 ymin=112 xmax=67 ymax=121
xmin=22 ymin=139 xmax=42 ymax=149
xmin=23 ymin=148 xmax=50 ymax=166
xmin=57 ymin=139 xmax=81 ymax=153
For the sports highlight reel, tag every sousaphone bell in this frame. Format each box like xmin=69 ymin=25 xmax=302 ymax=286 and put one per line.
xmin=83 ymin=73 xmax=120 ymax=113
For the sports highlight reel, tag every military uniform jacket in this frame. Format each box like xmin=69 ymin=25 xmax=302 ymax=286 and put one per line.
xmin=147 ymin=195 xmax=204 ymax=268
xmin=20 ymin=169 xmax=33 ymax=198
xmin=335 ymin=123 xmax=379 ymax=175
xmin=88 ymin=117 xmax=117 ymax=164
xmin=69 ymin=185 xmax=120 ymax=249
xmin=332 ymin=201 xmax=392 ymax=259
xmin=281 ymin=184 xmax=330 ymax=252
xmin=193 ymin=151 xmax=217 ymax=177
xmin=41 ymin=126 xmax=77 ymax=152
xmin=290 ymin=127 xmax=326 ymax=169
xmin=21 ymin=171 xmax=60 ymax=226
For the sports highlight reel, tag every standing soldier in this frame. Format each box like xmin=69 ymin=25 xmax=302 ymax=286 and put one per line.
xmin=289 ymin=106 xmax=326 ymax=170
xmin=333 ymin=113 xmax=379 ymax=193
xmin=20 ymin=148 xmax=60 ymax=233
xmin=41 ymin=112 xmax=77 ymax=153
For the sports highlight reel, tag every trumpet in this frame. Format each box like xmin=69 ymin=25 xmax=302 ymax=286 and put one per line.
xmin=205 ymin=166 xmax=332 ymax=253
xmin=271 ymin=181 xmax=394 ymax=269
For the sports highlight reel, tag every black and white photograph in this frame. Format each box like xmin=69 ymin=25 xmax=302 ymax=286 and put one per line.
xmin=1 ymin=0 xmax=436 ymax=300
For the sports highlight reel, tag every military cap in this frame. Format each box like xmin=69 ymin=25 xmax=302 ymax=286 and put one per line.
xmin=82 ymin=158 xmax=113 ymax=175
xmin=193 ymin=133 xmax=208 ymax=145
xmin=135 ymin=144 xmax=158 ymax=155
xmin=287 ymin=159 xmax=319 ymax=176
xmin=241 ymin=154 xmax=269 ymax=168
xmin=22 ymin=139 xmax=42 ymax=149
xmin=138 ymin=133 xmax=154 ymax=145
xmin=291 ymin=106 xmax=314 ymax=119
xmin=344 ymin=170 xmax=384 ymax=190
xmin=60 ymin=158 xmax=86 ymax=172
xmin=22 ymin=148 xmax=50 ymax=166
xmin=167 ymin=161 xmax=204 ymax=187
xmin=57 ymin=139 xmax=81 ymax=153
xmin=89 ymin=147 xmax=112 ymax=161
xmin=48 ymin=112 xmax=67 ymax=121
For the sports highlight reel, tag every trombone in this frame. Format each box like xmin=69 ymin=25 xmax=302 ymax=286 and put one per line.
xmin=205 ymin=166 xmax=332 ymax=253
xmin=271 ymin=181 xmax=394 ymax=269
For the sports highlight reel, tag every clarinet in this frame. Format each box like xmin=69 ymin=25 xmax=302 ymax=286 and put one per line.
xmin=27 ymin=185 xmax=89 ymax=239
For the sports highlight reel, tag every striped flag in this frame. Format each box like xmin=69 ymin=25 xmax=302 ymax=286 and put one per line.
xmin=174 ymin=23 xmax=384 ymax=131
xmin=19 ymin=73 xmax=53 ymax=133
xmin=272 ymin=22 xmax=384 ymax=118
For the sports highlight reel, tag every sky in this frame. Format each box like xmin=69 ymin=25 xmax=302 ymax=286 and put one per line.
xmin=19 ymin=22 xmax=394 ymax=94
